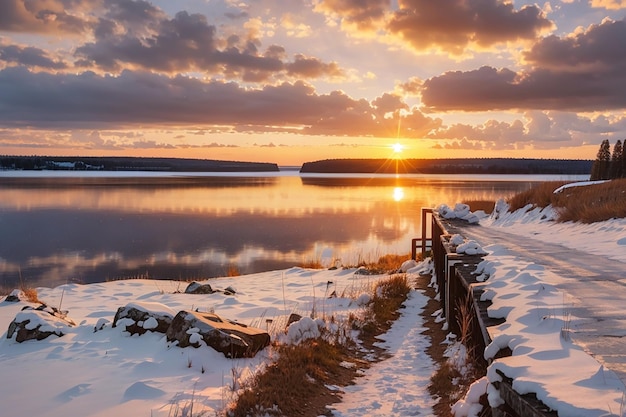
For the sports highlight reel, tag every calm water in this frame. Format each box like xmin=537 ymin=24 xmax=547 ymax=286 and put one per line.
xmin=0 ymin=170 xmax=585 ymax=288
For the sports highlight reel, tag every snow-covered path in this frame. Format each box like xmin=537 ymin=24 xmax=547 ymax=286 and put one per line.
xmin=329 ymin=288 xmax=436 ymax=417
xmin=456 ymin=220 xmax=626 ymax=385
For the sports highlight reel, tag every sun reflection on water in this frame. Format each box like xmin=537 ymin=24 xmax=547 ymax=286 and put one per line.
xmin=393 ymin=187 xmax=404 ymax=201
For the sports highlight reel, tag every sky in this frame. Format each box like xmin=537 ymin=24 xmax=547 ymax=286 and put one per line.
xmin=1 ymin=0 xmax=625 ymax=165
xmin=1 ymin=191 xmax=626 ymax=416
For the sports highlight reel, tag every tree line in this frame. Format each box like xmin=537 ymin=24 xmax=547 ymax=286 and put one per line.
xmin=590 ymin=140 xmax=626 ymax=180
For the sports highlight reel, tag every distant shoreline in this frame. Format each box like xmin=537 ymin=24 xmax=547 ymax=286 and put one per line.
xmin=300 ymin=158 xmax=592 ymax=175
xmin=0 ymin=156 xmax=279 ymax=172
xmin=0 ymin=156 xmax=593 ymax=175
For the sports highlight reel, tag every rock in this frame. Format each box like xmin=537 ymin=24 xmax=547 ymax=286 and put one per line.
xmin=4 ymin=289 xmax=25 ymax=302
xmin=287 ymin=313 xmax=302 ymax=326
xmin=94 ymin=318 xmax=109 ymax=332
xmin=166 ymin=311 xmax=270 ymax=358
xmin=112 ymin=302 xmax=175 ymax=335
xmin=6 ymin=304 xmax=75 ymax=343
xmin=184 ymin=282 xmax=215 ymax=294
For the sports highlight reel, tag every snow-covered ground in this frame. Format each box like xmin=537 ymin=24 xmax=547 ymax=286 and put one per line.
xmin=1 ymin=190 xmax=625 ymax=417
xmin=446 ymin=199 xmax=626 ymax=417
xmin=0 ymin=266 xmax=439 ymax=417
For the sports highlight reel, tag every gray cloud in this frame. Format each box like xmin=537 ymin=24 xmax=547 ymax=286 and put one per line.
xmin=427 ymin=111 xmax=626 ymax=150
xmin=0 ymin=0 xmax=97 ymax=33
xmin=0 ymin=44 xmax=67 ymax=69
xmin=420 ymin=18 xmax=626 ymax=111
xmin=75 ymin=7 xmax=343 ymax=81
xmin=388 ymin=0 xmax=554 ymax=54
xmin=0 ymin=66 xmax=438 ymax=138
xmin=318 ymin=0 xmax=553 ymax=54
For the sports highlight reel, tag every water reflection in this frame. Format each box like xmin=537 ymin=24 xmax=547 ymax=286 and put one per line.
xmin=393 ymin=187 xmax=404 ymax=202
xmin=0 ymin=173 xmax=570 ymax=288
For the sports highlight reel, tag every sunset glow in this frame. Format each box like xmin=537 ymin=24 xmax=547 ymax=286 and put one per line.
xmin=392 ymin=143 xmax=405 ymax=154
xmin=0 ymin=1 xmax=624 ymax=164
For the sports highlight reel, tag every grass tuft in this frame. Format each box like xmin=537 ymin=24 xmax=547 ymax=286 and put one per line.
xmin=507 ymin=181 xmax=568 ymax=212
xmin=297 ymin=259 xmax=324 ymax=269
xmin=358 ymin=253 xmax=412 ymax=274
xmin=226 ymin=265 xmax=241 ymax=277
xmin=21 ymin=287 xmax=41 ymax=304
xmin=229 ymin=338 xmax=353 ymax=417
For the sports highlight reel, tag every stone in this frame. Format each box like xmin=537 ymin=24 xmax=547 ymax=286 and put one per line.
xmin=166 ymin=311 xmax=270 ymax=358
xmin=184 ymin=282 xmax=215 ymax=294
xmin=112 ymin=302 xmax=175 ymax=335
xmin=4 ymin=289 xmax=25 ymax=302
xmin=6 ymin=304 xmax=75 ymax=343
xmin=287 ymin=313 xmax=302 ymax=326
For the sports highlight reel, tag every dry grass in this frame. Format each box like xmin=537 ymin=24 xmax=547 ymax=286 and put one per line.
xmin=462 ymin=200 xmax=496 ymax=214
xmin=358 ymin=253 xmax=412 ymax=274
xmin=230 ymin=338 xmax=358 ymax=417
xmin=553 ymin=179 xmax=626 ymax=223
xmin=21 ymin=287 xmax=41 ymax=303
xmin=507 ymin=178 xmax=626 ymax=223
xmin=361 ymin=274 xmax=411 ymax=336
xmin=228 ymin=273 xmax=411 ymax=417
xmin=225 ymin=265 xmax=241 ymax=277
xmin=297 ymin=259 xmax=324 ymax=269
xmin=507 ymin=181 xmax=568 ymax=212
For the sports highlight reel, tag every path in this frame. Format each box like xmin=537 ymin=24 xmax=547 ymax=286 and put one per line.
xmin=450 ymin=221 xmax=626 ymax=385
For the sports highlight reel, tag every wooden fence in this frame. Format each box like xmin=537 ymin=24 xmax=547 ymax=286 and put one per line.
xmin=423 ymin=212 xmax=556 ymax=417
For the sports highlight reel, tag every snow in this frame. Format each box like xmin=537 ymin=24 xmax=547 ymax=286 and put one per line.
xmin=453 ymin=187 xmax=626 ymax=416
xmin=1 ymin=180 xmax=625 ymax=416
xmin=0 ymin=267 xmax=436 ymax=416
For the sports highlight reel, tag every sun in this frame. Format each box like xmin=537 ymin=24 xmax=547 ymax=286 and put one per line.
xmin=391 ymin=142 xmax=404 ymax=154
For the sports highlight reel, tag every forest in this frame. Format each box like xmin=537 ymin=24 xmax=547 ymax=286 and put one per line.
xmin=589 ymin=139 xmax=626 ymax=180
xmin=300 ymin=158 xmax=593 ymax=175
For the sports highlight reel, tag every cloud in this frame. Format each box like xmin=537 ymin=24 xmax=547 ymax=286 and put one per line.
xmin=0 ymin=43 xmax=67 ymax=69
xmin=314 ymin=0 xmax=389 ymax=31
xmin=73 ymin=6 xmax=343 ymax=81
xmin=387 ymin=0 xmax=554 ymax=54
xmin=285 ymin=54 xmax=342 ymax=78
xmin=420 ymin=18 xmax=626 ymax=111
xmin=0 ymin=0 xmax=97 ymax=34
xmin=432 ymin=138 xmax=484 ymax=150
xmin=315 ymin=0 xmax=553 ymax=54
xmin=590 ymin=0 xmax=626 ymax=10
xmin=0 ymin=66 xmax=439 ymax=138
xmin=427 ymin=111 xmax=626 ymax=150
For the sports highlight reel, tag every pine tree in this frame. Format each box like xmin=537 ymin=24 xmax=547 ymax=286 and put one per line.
xmin=622 ymin=138 xmax=626 ymax=178
xmin=610 ymin=140 xmax=623 ymax=179
xmin=590 ymin=139 xmax=611 ymax=180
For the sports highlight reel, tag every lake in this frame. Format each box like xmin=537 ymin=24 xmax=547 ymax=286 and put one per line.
xmin=0 ymin=170 xmax=585 ymax=288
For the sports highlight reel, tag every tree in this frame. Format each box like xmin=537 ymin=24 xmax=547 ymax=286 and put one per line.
xmin=590 ymin=139 xmax=611 ymax=180
xmin=610 ymin=140 xmax=623 ymax=179
xmin=622 ymin=139 xmax=626 ymax=178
